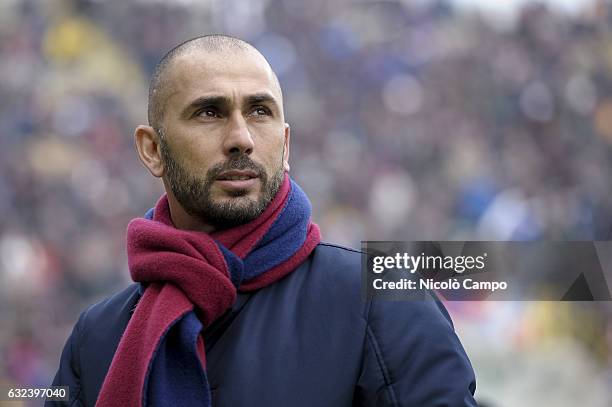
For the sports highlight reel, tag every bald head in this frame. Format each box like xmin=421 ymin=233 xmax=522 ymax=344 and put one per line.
xmin=147 ymin=34 xmax=282 ymax=135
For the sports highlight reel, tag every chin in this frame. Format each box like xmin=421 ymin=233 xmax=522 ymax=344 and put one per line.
xmin=223 ymin=189 xmax=252 ymax=198
xmin=213 ymin=184 xmax=261 ymax=200
xmin=215 ymin=192 xmax=259 ymax=206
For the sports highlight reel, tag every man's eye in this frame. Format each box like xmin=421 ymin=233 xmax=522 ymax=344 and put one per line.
xmin=250 ymin=106 xmax=271 ymax=116
xmin=196 ymin=109 xmax=219 ymax=118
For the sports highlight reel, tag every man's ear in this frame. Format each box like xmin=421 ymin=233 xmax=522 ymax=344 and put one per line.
xmin=134 ymin=125 xmax=164 ymax=178
xmin=283 ymin=123 xmax=291 ymax=172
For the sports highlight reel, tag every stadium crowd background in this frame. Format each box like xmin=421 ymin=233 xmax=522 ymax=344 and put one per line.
xmin=1 ymin=0 xmax=612 ymax=405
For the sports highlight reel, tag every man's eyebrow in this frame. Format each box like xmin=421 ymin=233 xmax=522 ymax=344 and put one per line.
xmin=245 ymin=93 xmax=279 ymax=110
xmin=181 ymin=93 xmax=280 ymax=118
xmin=182 ymin=95 xmax=230 ymax=117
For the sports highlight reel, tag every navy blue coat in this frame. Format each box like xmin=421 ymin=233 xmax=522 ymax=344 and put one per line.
xmin=48 ymin=243 xmax=477 ymax=406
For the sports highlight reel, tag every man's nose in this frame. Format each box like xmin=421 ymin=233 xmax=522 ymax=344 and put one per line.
xmin=222 ymin=111 xmax=254 ymax=156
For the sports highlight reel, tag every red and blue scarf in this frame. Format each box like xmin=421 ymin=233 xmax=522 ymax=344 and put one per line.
xmin=96 ymin=174 xmax=320 ymax=406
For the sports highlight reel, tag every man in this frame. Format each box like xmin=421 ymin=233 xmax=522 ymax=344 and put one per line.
xmin=49 ymin=34 xmax=477 ymax=406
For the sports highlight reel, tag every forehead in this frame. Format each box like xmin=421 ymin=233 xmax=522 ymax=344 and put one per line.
xmin=165 ymin=49 xmax=281 ymax=107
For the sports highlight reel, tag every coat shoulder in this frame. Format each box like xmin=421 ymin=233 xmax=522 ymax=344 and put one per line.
xmin=80 ymin=283 xmax=141 ymax=335
xmin=310 ymin=242 xmax=363 ymax=280
xmin=300 ymin=242 xmax=366 ymax=316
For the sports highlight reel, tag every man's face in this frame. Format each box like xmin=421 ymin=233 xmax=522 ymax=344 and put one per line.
xmin=157 ymin=49 xmax=289 ymax=229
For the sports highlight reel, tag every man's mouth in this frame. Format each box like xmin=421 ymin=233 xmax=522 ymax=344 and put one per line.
xmin=215 ymin=170 xmax=260 ymax=191
xmin=216 ymin=170 xmax=259 ymax=181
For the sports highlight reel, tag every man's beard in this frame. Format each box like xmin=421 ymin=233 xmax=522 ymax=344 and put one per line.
xmin=159 ymin=138 xmax=285 ymax=230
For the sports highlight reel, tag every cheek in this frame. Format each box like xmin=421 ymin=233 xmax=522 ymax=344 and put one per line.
xmin=260 ymin=138 xmax=285 ymax=168
xmin=169 ymin=129 xmax=221 ymax=170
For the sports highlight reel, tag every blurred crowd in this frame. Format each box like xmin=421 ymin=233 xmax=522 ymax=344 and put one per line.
xmin=2 ymin=0 xmax=612 ymax=405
